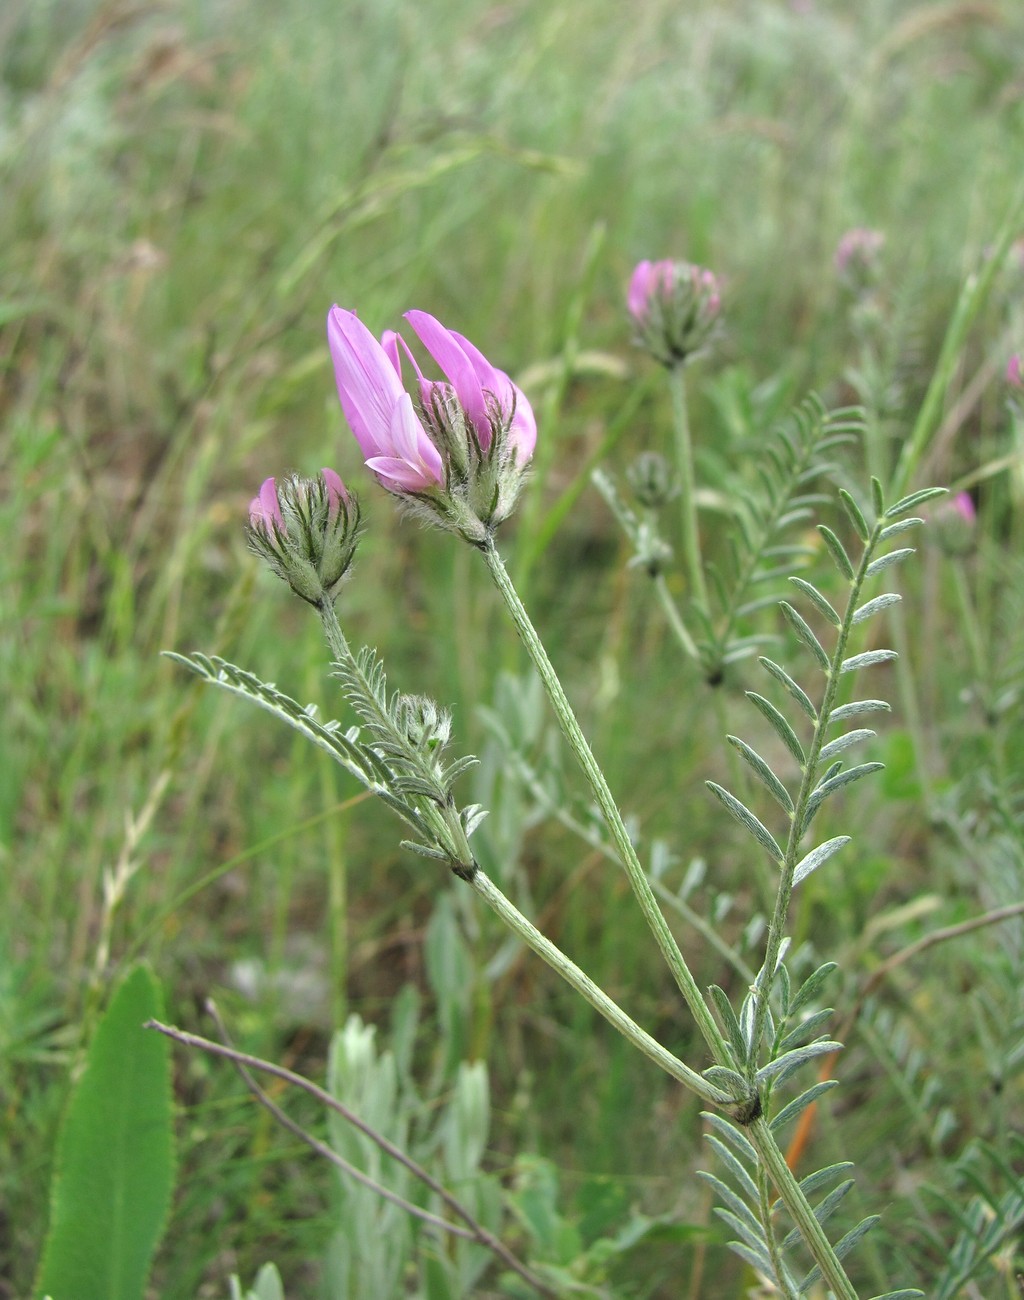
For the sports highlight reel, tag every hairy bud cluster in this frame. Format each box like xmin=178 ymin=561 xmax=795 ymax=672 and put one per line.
xmin=246 ymin=469 xmax=360 ymax=606
xmin=628 ymin=259 xmax=722 ymax=368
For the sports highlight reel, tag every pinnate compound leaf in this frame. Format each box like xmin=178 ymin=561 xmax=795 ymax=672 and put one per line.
xmin=817 ymin=525 xmax=855 ymax=580
xmin=708 ymin=985 xmax=749 ymax=1065
xmin=799 ymin=1162 xmax=855 ymax=1199
xmin=789 ymin=961 xmax=838 ymax=1016
xmin=36 ymin=966 xmax=174 ymax=1300
xmin=800 ymin=1215 xmax=880 ymax=1291
xmin=789 ymin=577 xmax=842 ymax=628
xmin=885 ymin=486 xmax=946 ymax=517
xmin=756 ymin=1040 xmax=843 ymax=1086
xmin=698 ymin=1172 xmax=764 ymax=1240
xmin=838 ymin=488 xmax=870 ymax=541
xmin=779 ymin=601 xmax=831 ymax=672
xmin=706 ymin=782 xmax=786 ymax=865
xmin=769 ymin=1081 xmax=839 ymax=1134
xmin=782 ymin=1180 xmax=855 ymax=1250
xmin=840 ymin=649 xmax=897 ymax=673
xmin=758 ymin=657 xmax=817 ymax=722
xmin=702 ymin=1113 xmax=758 ymax=1163
xmin=865 ymin=547 xmax=915 ymax=578
xmin=727 ymin=736 xmax=794 ymax=814
xmin=818 ymin=730 xmax=874 ymax=764
xmin=852 ymin=592 xmax=901 ymax=624
xmin=792 ymin=836 xmax=851 ymax=887
xmin=780 ymin=1007 xmax=835 ymax=1051
xmin=705 ymin=1136 xmax=759 ymax=1202
xmin=829 ymin=699 xmax=890 ymax=724
xmin=746 ymin=692 xmax=806 ymax=765
xmin=878 ymin=517 xmax=923 ymax=541
xmin=801 ymin=763 xmax=885 ymax=831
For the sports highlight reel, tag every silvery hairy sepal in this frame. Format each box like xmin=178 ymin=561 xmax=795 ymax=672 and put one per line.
xmin=246 ymin=469 xmax=360 ymax=606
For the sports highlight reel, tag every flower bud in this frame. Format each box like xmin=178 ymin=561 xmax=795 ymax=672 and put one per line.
xmin=834 ymin=227 xmax=885 ymax=289
xmin=627 ymin=451 xmax=675 ymax=509
xmin=247 ymin=468 xmax=360 ymax=605
xmin=628 ymin=259 xmax=722 ymax=368
xmin=932 ymin=491 xmax=976 ymax=558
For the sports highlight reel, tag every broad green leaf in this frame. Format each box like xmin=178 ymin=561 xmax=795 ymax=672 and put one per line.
xmin=36 ymin=966 xmax=174 ymax=1300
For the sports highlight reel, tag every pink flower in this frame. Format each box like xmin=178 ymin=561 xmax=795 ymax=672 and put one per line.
xmin=1007 ymin=354 xmax=1023 ymax=390
xmin=392 ymin=309 xmax=537 ymax=465
xmin=834 ymin=227 xmax=885 ymax=277
xmin=952 ymin=491 xmax=976 ymax=525
xmin=327 ymin=308 xmax=444 ymax=494
xmin=327 ymin=307 xmax=537 ymax=500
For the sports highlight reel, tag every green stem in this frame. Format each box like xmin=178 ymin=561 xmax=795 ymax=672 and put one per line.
xmin=470 ymin=870 xmax=731 ymax=1105
xmin=479 ymin=537 xmax=733 ymax=1074
xmin=652 ymin=571 xmax=701 ymax=662
xmin=747 ymin=1118 xmax=860 ymax=1300
xmin=669 ymin=365 xmax=710 ymax=617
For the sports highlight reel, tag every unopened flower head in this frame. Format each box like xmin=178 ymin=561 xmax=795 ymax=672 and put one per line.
xmin=834 ymin=227 xmax=885 ymax=286
xmin=933 ymin=490 xmax=976 ymax=558
xmin=327 ymin=306 xmax=536 ymax=543
xmin=628 ymin=259 xmax=722 ymax=367
xmin=627 ymin=451 xmax=675 ymax=510
xmin=246 ymin=468 xmax=360 ymax=605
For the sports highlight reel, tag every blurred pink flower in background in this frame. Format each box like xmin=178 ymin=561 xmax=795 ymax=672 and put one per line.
xmin=1007 ymin=353 xmax=1023 ymax=391
xmin=834 ymin=227 xmax=885 ymax=278
xmin=627 ymin=259 xmax=721 ymax=366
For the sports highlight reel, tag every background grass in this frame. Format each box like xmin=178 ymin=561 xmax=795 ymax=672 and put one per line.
xmin=3 ymin=0 xmax=1024 ymax=1295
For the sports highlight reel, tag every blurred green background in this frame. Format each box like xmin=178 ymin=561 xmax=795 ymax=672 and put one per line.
xmin=3 ymin=0 xmax=1023 ymax=1294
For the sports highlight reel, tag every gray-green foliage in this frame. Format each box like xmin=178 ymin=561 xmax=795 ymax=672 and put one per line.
xmin=324 ymin=1012 xmax=501 ymax=1299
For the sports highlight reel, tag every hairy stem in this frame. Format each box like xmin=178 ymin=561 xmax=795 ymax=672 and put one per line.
xmin=470 ymin=870 xmax=731 ymax=1105
xmin=668 ymin=365 xmax=710 ymax=618
xmin=479 ymin=536 xmax=734 ymax=1077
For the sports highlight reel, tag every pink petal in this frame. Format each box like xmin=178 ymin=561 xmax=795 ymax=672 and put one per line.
xmin=327 ymin=307 xmax=406 ymax=459
xmin=320 ymin=467 xmax=348 ymax=509
xmin=628 ymin=260 xmax=655 ymax=317
xmin=404 ymin=310 xmax=491 ymax=448
xmin=251 ymin=476 xmax=284 ymax=529
xmin=451 ymin=330 xmax=536 ymax=463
